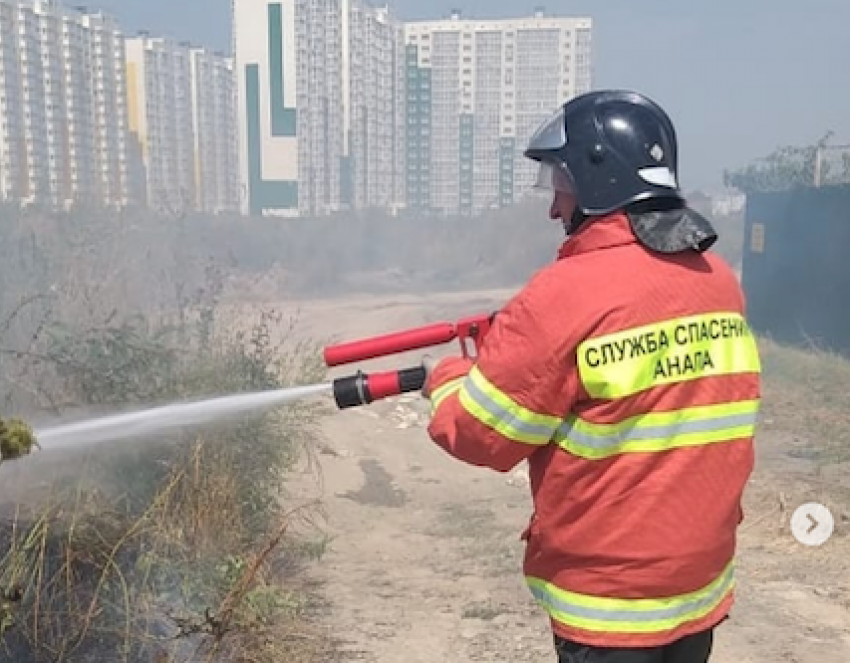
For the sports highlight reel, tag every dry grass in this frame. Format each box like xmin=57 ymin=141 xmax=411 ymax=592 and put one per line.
xmin=0 ymin=206 xmax=349 ymax=663
xmin=0 ymin=434 xmax=332 ymax=663
xmin=745 ymin=335 xmax=850 ymax=547
xmin=0 ymin=308 xmax=334 ymax=663
xmin=757 ymin=336 xmax=850 ymax=466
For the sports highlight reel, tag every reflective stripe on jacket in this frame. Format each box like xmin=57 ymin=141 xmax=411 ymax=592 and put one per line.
xmin=425 ymin=211 xmax=761 ymax=648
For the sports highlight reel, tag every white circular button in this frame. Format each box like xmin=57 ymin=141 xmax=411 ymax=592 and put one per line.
xmin=790 ymin=502 xmax=834 ymax=547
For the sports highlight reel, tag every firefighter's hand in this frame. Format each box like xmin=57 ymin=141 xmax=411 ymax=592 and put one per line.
xmin=421 ymin=355 xmax=437 ymax=398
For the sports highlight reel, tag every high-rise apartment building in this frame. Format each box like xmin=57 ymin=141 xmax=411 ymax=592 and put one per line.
xmin=345 ymin=2 xmax=406 ymax=212
xmin=0 ymin=0 xmax=129 ymax=209
xmin=0 ymin=0 xmax=23 ymax=203
xmin=82 ymin=11 xmax=132 ymax=209
xmin=233 ymin=0 xmax=331 ymax=217
xmin=126 ymin=36 xmax=240 ymax=215
xmin=190 ymin=47 xmax=240 ymax=213
xmin=405 ymin=9 xmax=592 ymax=215
xmin=233 ymin=0 xmax=405 ymax=217
xmin=125 ymin=36 xmax=196 ymax=214
xmin=126 ymin=34 xmax=241 ymax=214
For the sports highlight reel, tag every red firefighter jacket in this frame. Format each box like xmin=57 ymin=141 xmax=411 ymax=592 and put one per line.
xmin=425 ymin=211 xmax=761 ymax=648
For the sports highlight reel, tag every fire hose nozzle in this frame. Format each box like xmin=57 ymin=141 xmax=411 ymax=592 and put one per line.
xmin=332 ymin=371 xmax=369 ymax=409
xmin=332 ymin=366 xmax=427 ymax=409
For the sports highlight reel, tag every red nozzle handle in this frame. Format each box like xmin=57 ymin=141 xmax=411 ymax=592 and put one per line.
xmin=324 ymin=322 xmax=457 ymax=367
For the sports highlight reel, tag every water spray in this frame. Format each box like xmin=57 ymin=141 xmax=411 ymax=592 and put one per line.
xmin=0 ymin=383 xmax=332 ymax=459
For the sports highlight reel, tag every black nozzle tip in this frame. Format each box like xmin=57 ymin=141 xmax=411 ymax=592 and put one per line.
xmin=332 ymin=373 xmax=370 ymax=409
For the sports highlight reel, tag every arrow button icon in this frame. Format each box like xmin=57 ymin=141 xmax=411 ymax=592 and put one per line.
xmin=806 ymin=513 xmax=819 ymax=534
xmin=792 ymin=502 xmax=834 ymax=547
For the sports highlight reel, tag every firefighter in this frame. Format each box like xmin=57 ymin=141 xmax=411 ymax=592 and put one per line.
xmin=422 ymin=90 xmax=761 ymax=663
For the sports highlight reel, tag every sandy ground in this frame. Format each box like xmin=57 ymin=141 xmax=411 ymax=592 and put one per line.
xmin=275 ymin=289 xmax=850 ymax=662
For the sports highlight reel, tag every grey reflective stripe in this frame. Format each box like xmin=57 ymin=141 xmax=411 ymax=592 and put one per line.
xmin=529 ymin=567 xmax=735 ymax=625
xmin=462 ymin=375 xmax=558 ymax=440
xmin=557 ymin=411 xmax=758 ymax=452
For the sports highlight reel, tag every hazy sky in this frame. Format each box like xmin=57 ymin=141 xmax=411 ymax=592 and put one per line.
xmin=92 ymin=0 xmax=849 ymax=191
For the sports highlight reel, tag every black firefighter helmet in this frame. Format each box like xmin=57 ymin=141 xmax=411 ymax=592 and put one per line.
xmin=524 ymin=89 xmax=717 ymax=254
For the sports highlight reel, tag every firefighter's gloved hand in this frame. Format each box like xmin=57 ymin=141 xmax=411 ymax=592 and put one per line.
xmin=421 ymin=355 xmax=437 ymax=399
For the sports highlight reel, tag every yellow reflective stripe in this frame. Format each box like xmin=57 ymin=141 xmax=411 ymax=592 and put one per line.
xmin=458 ymin=366 xmax=560 ymax=445
xmin=578 ymin=312 xmax=761 ymax=400
xmin=527 ymin=562 xmax=735 ymax=635
xmin=430 ymin=377 xmax=464 ymax=415
xmin=556 ymin=399 xmax=759 ymax=460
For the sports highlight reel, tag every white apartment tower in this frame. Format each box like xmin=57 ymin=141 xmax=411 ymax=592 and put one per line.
xmin=345 ymin=3 xmax=406 ymax=213
xmin=0 ymin=0 xmax=23 ymax=202
xmin=294 ymin=0 xmax=345 ymax=216
xmin=190 ymin=47 xmax=240 ymax=213
xmin=404 ymin=9 xmax=592 ymax=215
xmin=81 ymin=11 xmax=131 ymax=209
xmin=126 ymin=36 xmax=241 ymax=215
xmin=233 ymin=0 xmax=334 ymax=217
xmin=0 ymin=0 xmax=129 ymax=209
xmin=233 ymin=0 xmax=405 ymax=217
xmin=125 ymin=36 xmax=196 ymax=214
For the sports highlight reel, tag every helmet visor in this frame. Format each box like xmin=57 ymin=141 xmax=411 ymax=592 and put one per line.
xmin=527 ymin=106 xmax=567 ymax=152
xmin=534 ymin=161 xmax=575 ymax=194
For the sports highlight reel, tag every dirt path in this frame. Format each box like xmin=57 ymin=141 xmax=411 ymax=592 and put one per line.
xmin=296 ymin=398 xmax=550 ymax=661
xmin=278 ymin=291 xmax=850 ymax=662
